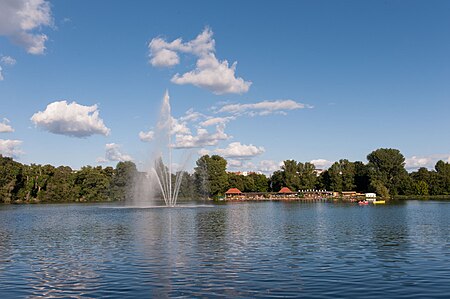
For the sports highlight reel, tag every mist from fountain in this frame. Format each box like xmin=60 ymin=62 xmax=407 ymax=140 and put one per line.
xmin=144 ymin=90 xmax=186 ymax=207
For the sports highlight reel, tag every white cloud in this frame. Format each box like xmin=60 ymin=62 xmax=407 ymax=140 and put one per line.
xmin=310 ymin=159 xmax=332 ymax=169
xmin=405 ymin=154 xmax=450 ymax=170
xmin=149 ymin=48 xmax=180 ymax=67
xmin=171 ymin=53 xmax=251 ymax=95
xmin=31 ymin=100 xmax=111 ymax=138
xmin=227 ymin=159 xmax=243 ymax=168
xmin=198 ymin=148 xmax=210 ymax=156
xmin=199 ymin=116 xmax=235 ymax=127
xmin=405 ymin=155 xmax=436 ymax=170
xmin=215 ymin=142 xmax=265 ymax=159
xmin=0 ymin=56 xmax=16 ymax=80
xmin=1 ymin=56 xmax=16 ymax=65
xmin=254 ymin=160 xmax=282 ymax=174
xmin=218 ymin=100 xmax=311 ymax=116
xmin=0 ymin=139 xmax=23 ymax=158
xmin=179 ymin=108 xmax=204 ymax=123
xmin=173 ymin=124 xmax=230 ymax=148
xmin=0 ymin=0 xmax=52 ymax=55
xmin=139 ymin=130 xmax=154 ymax=142
xmin=0 ymin=118 xmax=14 ymax=133
xmin=149 ymin=27 xmax=251 ymax=94
xmin=97 ymin=143 xmax=132 ymax=163
xmin=170 ymin=117 xmax=191 ymax=135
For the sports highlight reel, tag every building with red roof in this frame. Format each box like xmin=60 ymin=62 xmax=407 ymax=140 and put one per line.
xmin=225 ymin=188 xmax=243 ymax=200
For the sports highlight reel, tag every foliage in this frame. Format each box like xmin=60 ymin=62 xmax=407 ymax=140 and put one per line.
xmin=0 ymin=155 xmax=139 ymax=204
xmin=367 ymin=148 xmax=409 ymax=196
xmin=1 ymin=148 xmax=450 ymax=204
xmin=227 ymin=172 xmax=268 ymax=192
xmin=194 ymin=155 xmax=228 ymax=199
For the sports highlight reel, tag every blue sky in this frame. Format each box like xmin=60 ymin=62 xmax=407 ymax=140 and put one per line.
xmin=0 ymin=0 xmax=449 ymax=173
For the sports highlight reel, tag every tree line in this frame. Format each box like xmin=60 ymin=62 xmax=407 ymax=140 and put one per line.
xmin=0 ymin=156 xmax=138 ymax=204
xmin=192 ymin=148 xmax=450 ymax=199
xmin=1 ymin=148 xmax=449 ymax=203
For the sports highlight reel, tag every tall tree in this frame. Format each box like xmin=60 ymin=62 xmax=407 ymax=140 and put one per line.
xmin=194 ymin=155 xmax=228 ymax=198
xmin=298 ymin=162 xmax=317 ymax=190
xmin=249 ymin=173 xmax=269 ymax=192
xmin=281 ymin=160 xmax=300 ymax=191
xmin=367 ymin=148 xmax=408 ymax=196
xmin=111 ymin=161 xmax=137 ymax=201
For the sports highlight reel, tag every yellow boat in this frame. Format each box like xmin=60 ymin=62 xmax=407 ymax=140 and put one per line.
xmin=373 ymin=200 xmax=386 ymax=204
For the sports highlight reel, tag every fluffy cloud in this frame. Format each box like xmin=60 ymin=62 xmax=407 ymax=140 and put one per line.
xmin=215 ymin=142 xmax=265 ymax=159
xmin=139 ymin=130 xmax=154 ymax=142
xmin=310 ymin=159 xmax=333 ymax=169
xmin=0 ymin=139 xmax=23 ymax=158
xmin=218 ymin=100 xmax=311 ymax=116
xmin=404 ymin=153 xmax=450 ymax=170
xmin=179 ymin=108 xmax=204 ymax=123
xmin=170 ymin=117 xmax=191 ymax=135
xmin=171 ymin=54 xmax=251 ymax=94
xmin=199 ymin=116 xmax=235 ymax=127
xmin=0 ymin=0 xmax=52 ymax=55
xmin=257 ymin=160 xmax=282 ymax=173
xmin=0 ymin=56 xmax=17 ymax=80
xmin=227 ymin=159 xmax=243 ymax=168
xmin=405 ymin=156 xmax=432 ymax=170
xmin=97 ymin=143 xmax=132 ymax=163
xmin=1 ymin=56 xmax=16 ymax=65
xmin=0 ymin=118 xmax=14 ymax=133
xmin=198 ymin=148 xmax=210 ymax=156
xmin=148 ymin=27 xmax=251 ymax=94
xmin=31 ymin=100 xmax=111 ymax=137
xmin=173 ymin=124 xmax=230 ymax=148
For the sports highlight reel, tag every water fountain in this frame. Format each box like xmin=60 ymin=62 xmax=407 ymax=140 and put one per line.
xmin=148 ymin=90 xmax=185 ymax=207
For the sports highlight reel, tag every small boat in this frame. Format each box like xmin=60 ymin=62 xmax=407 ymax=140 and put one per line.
xmin=358 ymin=200 xmax=369 ymax=205
xmin=373 ymin=200 xmax=386 ymax=204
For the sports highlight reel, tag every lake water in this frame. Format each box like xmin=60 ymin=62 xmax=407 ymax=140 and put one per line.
xmin=0 ymin=200 xmax=449 ymax=298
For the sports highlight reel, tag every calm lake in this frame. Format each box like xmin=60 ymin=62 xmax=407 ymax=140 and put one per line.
xmin=0 ymin=200 xmax=449 ymax=298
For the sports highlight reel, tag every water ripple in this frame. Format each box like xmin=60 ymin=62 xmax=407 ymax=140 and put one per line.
xmin=0 ymin=201 xmax=449 ymax=298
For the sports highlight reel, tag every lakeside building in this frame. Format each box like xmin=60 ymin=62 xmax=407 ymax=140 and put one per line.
xmin=225 ymin=187 xmax=377 ymax=202
xmin=299 ymin=189 xmax=337 ymax=199
xmin=272 ymin=187 xmax=297 ymax=200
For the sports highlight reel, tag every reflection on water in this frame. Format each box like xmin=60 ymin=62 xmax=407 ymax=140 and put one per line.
xmin=0 ymin=201 xmax=450 ymax=298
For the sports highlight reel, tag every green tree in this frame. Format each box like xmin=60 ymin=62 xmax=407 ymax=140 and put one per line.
xmin=111 ymin=161 xmax=137 ymax=201
xmin=327 ymin=159 xmax=355 ymax=192
xmin=435 ymin=160 xmax=450 ymax=195
xmin=250 ymin=173 xmax=269 ymax=192
xmin=177 ymin=171 xmax=196 ymax=199
xmin=281 ymin=160 xmax=300 ymax=191
xmin=269 ymin=170 xmax=283 ymax=192
xmin=73 ymin=166 xmax=112 ymax=202
xmin=413 ymin=180 xmax=429 ymax=196
xmin=0 ymin=155 xmax=23 ymax=203
xmin=354 ymin=161 xmax=370 ymax=193
xmin=44 ymin=166 xmax=76 ymax=202
xmin=367 ymin=148 xmax=408 ymax=196
xmin=228 ymin=172 xmax=245 ymax=191
xmin=194 ymin=155 xmax=228 ymax=198
xmin=298 ymin=162 xmax=317 ymax=190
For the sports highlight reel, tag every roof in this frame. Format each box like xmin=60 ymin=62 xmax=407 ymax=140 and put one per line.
xmin=225 ymin=188 xmax=242 ymax=194
xmin=278 ymin=187 xmax=294 ymax=194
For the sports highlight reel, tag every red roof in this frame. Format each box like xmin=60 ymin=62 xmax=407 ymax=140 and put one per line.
xmin=225 ymin=188 xmax=242 ymax=194
xmin=278 ymin=187 xmax=295 ymax=194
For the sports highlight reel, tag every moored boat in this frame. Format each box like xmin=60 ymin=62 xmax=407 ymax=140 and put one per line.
xmin=373 ymin=200 xmax=386 ymax=204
